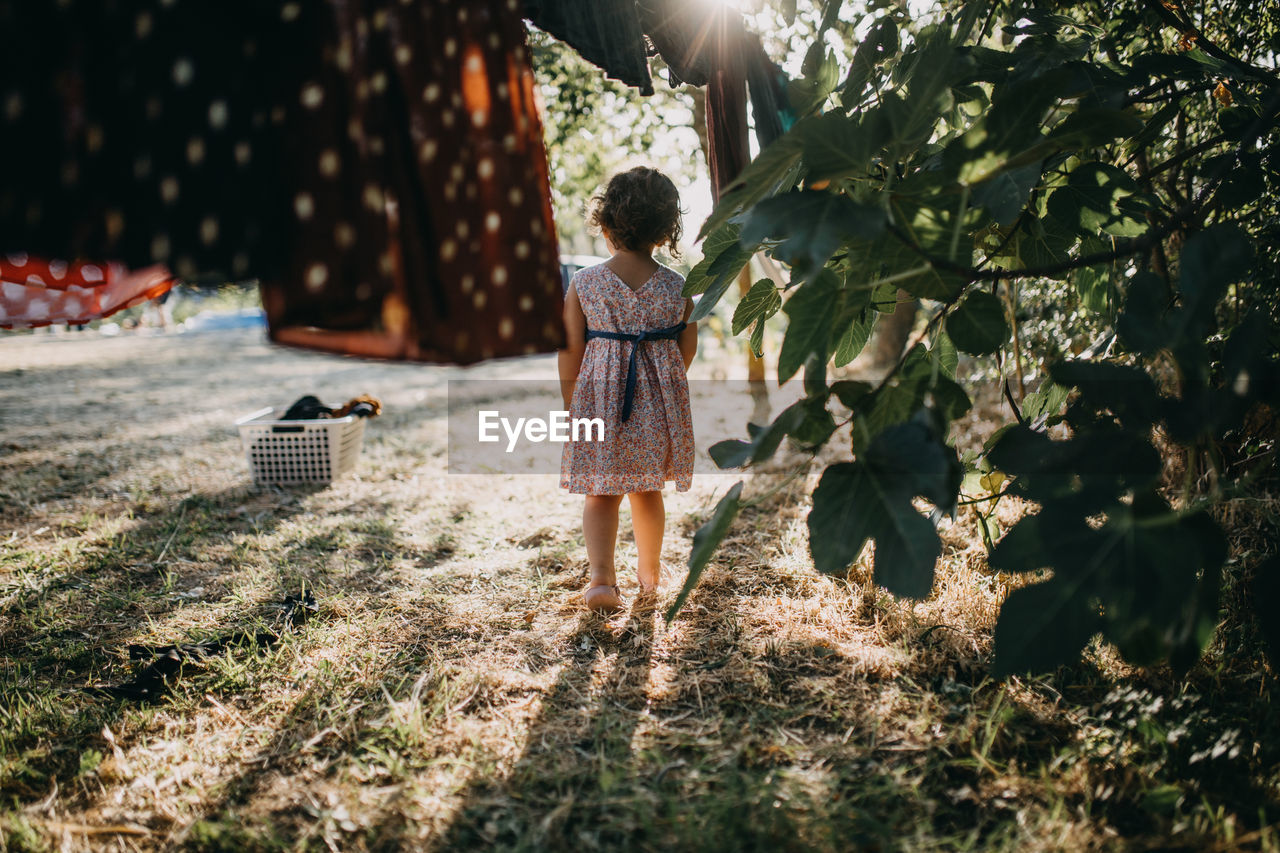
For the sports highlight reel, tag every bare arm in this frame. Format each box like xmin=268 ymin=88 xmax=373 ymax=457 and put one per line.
xmin=679 ymin=298 xmax=697 ymax=371
xmin=558 ymin=282 xmax=587 ymax=409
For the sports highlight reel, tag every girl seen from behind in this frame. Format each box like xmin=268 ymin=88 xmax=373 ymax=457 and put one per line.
xmin=558 ymin=167 xmax=697 ymax=613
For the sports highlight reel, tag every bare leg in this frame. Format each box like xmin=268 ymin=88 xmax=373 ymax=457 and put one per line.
xmin=628 ymin=490 xmax=665 ymax=592
xmin=583 ymin=494 xmax=624 ymax=609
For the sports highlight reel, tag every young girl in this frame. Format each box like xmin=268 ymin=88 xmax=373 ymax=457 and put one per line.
xmin=558 ymin=167 xmax=697 ymax=612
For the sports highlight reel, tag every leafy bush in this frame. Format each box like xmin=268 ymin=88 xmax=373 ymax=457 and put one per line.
xmin=677 ymin=0 xmax=1280 ymax=676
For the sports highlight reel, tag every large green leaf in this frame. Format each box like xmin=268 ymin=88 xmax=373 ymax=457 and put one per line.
xmin=945 ymin=67 xmax=1068 ymax=188
xmin=831 ymin=380 xmax=873 ymax=409
xmin=666 ymin=482 xmax=744 ymax=622
xmin=788 ymin=44 xmax=841 ymax=117
xmin=841 ymin=16 xmax=899 ymax=105
xmin=984 ymin=414 xmax=1228 ymax=672
xmin=741 ymin=191 xmax=886 ymax=286
xmin=989 ymin=508 xmax=1100 ymax=573
xmin=808 ymin=461 xmax=941 ymax=598
xmin=1176 ymin=224 xmax=1253 ymax=326
xmin=1046 ymin=162 xmax=1149 ymax=238
xmin=1096 ymin=498 xmax=1227 ymax=667
xmin=801 ymin=111 xmax=890 ymax=182
xmin=708 ymin=403 xmax=807 ymax=469
xmin=864 ymin=415 xmax=963 ymax=514
xmin=972 ymin=160 xmax=1044 ymax=225
xmin=931 ymin=375 xmax=974 ymax=422
xmin=777 ymin=270 xmax=839 ymax=382
xmin=698 ymin=133 xmax=805 ymax=241
xmin=931 ymin=327 xmax=959 ymax=377
xmin=1216 ymin=165 xmax=1266 ymax=209
xmin=1074 ymin=263 xmax=1115 ymax=315
xmin=808 ymin=416 xmax=959 ymax=598
xmin=732 ymin=278 xmax=782 ymax=336
xmin=708 ymin=439 xmax=752 ymax=470
xmin=685 ymin=224 xmax=755 ymax=322
xmin=685 ymin=224 xmax=746 ymax=296
xmin=987 ymin=424 xmax=1162 ymax=510
xmin=1115 ymin=226 xmax=1254 ymax=379
xmin=887 ymin=25 xmax=963 ymax=154
xmin=1117 ymin=271 xmax=1171 ymax=354
xmin=1020 ymin=379 xmax=1070 ymax=424
xmin=1049 ymin=361 xmax=1162 ymax=427
xmin=992 ymin=579 xmax=1101 ymax=676
xmin=853 ymin=345 xmax=971 ymax=450
xmin=792 ymin=395 xmax=838 ymax=446
xmin=1047 ymin=107 xmax=1144 ymax=147
xmin=883 ymin=198 xmax=972 ymax=299
xmin=999 ymin=214 xmax=1077 ymax=279
xmin=832 ymin=311 xmax=874 ymax=367
xmin=946 ymin=290 xmax=1009 ymax=355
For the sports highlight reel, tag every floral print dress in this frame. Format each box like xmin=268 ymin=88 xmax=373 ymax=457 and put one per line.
xmin=560 ymin=263 xmax=694 ymax=495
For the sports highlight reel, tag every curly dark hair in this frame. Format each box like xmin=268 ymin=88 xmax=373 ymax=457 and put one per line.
xmin=588 ymin=166 xmax=683 ymax=256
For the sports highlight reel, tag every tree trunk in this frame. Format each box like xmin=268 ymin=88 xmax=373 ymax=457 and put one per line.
xmin=872 ymin=289 xmax=917 ymax=367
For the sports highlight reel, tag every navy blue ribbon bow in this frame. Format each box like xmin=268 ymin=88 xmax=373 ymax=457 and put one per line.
xmin=584 ymin=323 xmax=686 ymax=422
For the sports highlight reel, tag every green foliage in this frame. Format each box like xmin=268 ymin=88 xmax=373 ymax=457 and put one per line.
xmin=732 ymin=279 xmax=783 ymax=335
xmin=530 ymin=30 xmax=700 ymax=252
xmin=684 ymin=224 xmax=756 ymax=322
xmin=808 ymin=413 xmax=961 ymax=598
xmin=946 ymin=289 xmax=1009 ymax=355
xmin=0 ymin=813 xmax=49 ymax=853
xmin=698 ymin=134 xmax=806 ymax=241
xmin=740 ymin=191 xmax=886 ymax=285
xmin=672 ymin=0 xmax=1280 ymax=677
xmin=832 ymin=310 xmax=874 ymax=367
xmin=666 ymin=482 xmax=744 ymax=623
xmin=777 ymin=269 xmax=840 ymax=380
xmin=709 ymin=405 xmax=808 ymax=469
xmin=1047 ymin=162 xmax=1152 ymax=237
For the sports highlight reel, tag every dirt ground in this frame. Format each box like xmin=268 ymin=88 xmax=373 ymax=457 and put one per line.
xmin=1 ymin=327 xmax=1276 ymax=852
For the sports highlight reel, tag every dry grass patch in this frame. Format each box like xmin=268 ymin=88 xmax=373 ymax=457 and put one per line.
xmin=1 ymin=330 xmax=1277 ymax=852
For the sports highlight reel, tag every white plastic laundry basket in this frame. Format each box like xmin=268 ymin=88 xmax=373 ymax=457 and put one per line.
xmin=235 ymin=407 xmax=366 ymax=485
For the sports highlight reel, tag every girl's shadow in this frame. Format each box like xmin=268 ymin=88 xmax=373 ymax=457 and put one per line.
xmin=419 ymin=597 xmax=658 ymax=850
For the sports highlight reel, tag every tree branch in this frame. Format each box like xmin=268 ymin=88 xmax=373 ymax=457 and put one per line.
xmin=1141 ymin=0 xmax=1280 ymax=87
xmin=1145 ymin=133 xmax=1229 ymax=179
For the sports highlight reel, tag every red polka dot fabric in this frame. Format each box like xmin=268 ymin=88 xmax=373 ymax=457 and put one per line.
xmin=0 ymin=255 xmax=175 ymax=329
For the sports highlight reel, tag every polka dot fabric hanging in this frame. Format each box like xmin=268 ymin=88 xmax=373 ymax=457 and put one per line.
xmin=0 ymin=1 xmax=295 ymax=285
xmin=0 ymin=0 xmax=565 ymax=363
xmin=0 ymin=255 xmax=175 ymax=329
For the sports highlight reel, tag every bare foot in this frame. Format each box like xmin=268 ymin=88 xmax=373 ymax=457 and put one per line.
xmin=637 ymin=564 xmax=661 ymax=594
xmin=584 ymin=584 xmax=623 ymax=612
xmin=584 ymin=565 xmax=622 ymax=612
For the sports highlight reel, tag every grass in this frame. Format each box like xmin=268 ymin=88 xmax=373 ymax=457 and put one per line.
xmin=1 ymin=328 xmax=1277 ymax=851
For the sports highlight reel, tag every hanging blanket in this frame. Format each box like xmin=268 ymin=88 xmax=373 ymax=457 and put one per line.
xmin=0 ymin=0 xmax=564 ymax=364
xmin=0 ymin=255 xmax=175 ymax=329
